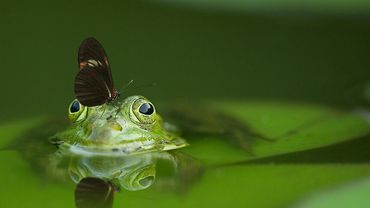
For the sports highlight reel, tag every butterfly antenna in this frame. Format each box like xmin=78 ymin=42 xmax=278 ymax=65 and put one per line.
xmin=123 ymin=82 xmax=157 ymax=92
xmin=120 ymin=79 xmax=134 ymax=92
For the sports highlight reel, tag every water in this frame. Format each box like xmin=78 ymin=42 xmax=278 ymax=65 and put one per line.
xmin=0 ymin=0 xmax=370 ymax=207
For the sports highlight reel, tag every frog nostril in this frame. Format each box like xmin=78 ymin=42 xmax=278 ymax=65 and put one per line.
xmin=110 ymin=122 xmax=122 ymax=131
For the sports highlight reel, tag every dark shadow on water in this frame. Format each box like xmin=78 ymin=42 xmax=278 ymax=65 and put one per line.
xmin=221 ymin=134 xmax=370 ymax=166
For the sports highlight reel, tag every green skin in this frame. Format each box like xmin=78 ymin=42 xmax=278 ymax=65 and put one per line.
xmin=53 ymin=95 xmax=188 ymax=156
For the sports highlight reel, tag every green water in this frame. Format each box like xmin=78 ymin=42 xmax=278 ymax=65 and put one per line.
xmin=1 ymin=0 xmax=370 ymax=207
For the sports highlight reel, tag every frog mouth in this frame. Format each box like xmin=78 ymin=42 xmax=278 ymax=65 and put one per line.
xmin=59 ymin=137 xmax=188 ymax=156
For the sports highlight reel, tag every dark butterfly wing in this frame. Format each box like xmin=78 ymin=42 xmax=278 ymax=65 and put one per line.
xmin=75 ymin=66 xmax=114 ymax=106
xmin=78 ymin=37 xmax=114 ymax=92
xmin=78 ymin=37 xmax=109 ymax=69
xmin=75 ymin=38 xmax=117 ymax=106
xmin=75 ymin=177 xmax=114 ymax=208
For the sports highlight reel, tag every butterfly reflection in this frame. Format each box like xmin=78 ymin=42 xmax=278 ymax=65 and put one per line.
xmin=75 ymin=177 xmax=114 ymax=208
xmin=51 ymin=151 xmax=204 ymax=208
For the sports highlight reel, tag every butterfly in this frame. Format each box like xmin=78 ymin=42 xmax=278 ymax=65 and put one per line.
xmin=74 ymin=37 xmax=119 ymax=107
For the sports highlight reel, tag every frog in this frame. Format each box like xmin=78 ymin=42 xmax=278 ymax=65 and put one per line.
xmin=51 ymin=96 xmax=188 ymax=156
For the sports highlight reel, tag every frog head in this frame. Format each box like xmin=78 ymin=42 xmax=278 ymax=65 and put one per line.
xmin=55 ymin=95 xmax=187 ymax=155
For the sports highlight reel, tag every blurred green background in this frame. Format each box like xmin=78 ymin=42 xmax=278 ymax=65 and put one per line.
xmin=1 ymin=0 xmax=370 ymax=121
xmin=1 ymin=1 xmax=370 ymax=208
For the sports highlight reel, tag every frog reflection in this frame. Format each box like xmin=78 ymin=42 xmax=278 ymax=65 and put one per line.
xmin=45 ymin=149 xmax=202 ymax=207
xmin=69 ymin=155 xmax=155 ymax=191
xmin=49 ymin=148 xmax=203 ymax=188
xmin=67 ymin=152 xmax=196 ymax=191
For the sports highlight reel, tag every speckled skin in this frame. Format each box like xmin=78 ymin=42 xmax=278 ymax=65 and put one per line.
xmin=53 ymin=95 xmax=188 ymax=156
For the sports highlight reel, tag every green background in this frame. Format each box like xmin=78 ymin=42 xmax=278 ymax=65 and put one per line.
xmin=1 ymin=1 xmax=370 ymax=207
xmin=1 ymin=0 xmax=370 ymax=120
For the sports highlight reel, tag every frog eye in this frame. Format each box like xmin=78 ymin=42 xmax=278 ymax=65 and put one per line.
xmin=70 ymin=100 xmax=80 ymax=113
xmin=139 ymin=103 xmax=154 ymax=115
xmin=118 ymin=164 xmax=156 ymax=191
xmin=131 ymin=98 xmax=156 ymax=124
xmin=68 ymin=99 xmax=87 ymax=122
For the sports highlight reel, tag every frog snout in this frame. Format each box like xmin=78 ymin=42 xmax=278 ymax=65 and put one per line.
xmin=89 ymin=120 xmax=124 ymax=142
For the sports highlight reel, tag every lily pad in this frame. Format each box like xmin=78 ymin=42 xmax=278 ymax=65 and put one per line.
xmin=181 ymin=101 xmax=370 ymax=165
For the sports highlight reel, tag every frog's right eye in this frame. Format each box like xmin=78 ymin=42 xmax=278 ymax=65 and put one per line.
xmin=68 ymin=99 xmax=87 ymax=122
xmin=131 ymin=98 xmax=156 ymax=125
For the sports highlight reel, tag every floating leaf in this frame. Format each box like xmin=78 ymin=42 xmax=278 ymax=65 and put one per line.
xmin=181 ymin=101 xmax=370 ymax=165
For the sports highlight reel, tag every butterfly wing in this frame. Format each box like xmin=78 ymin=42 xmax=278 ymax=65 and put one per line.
xmin=75 ymin=38 xmax=116 ymax=106
xmin=78 ymin=37 xmax=114 ymax=88
xmin=78 ymin=37 xmax=109 ymax=69
xmin=75 ymin=66 xmax=114 ymax=106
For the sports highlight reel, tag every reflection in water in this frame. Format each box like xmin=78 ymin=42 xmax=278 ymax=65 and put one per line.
xmin=75 ymin=177 xmax=114 ymax=208
xmin=68 ymin=153 xmax=157 ymax=191
xmin=49 ymin=149 xmax=203 ymax=208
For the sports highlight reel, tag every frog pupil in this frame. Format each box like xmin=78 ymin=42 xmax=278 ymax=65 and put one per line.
xmin=70 ymin=101 xmax=80 ymax=113
xmin=139 ymin=103 xmax=154 ymax=115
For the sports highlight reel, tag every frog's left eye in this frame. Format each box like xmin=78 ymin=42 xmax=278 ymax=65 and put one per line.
xmin=68 ymin=99 xmax=87 ymax=122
